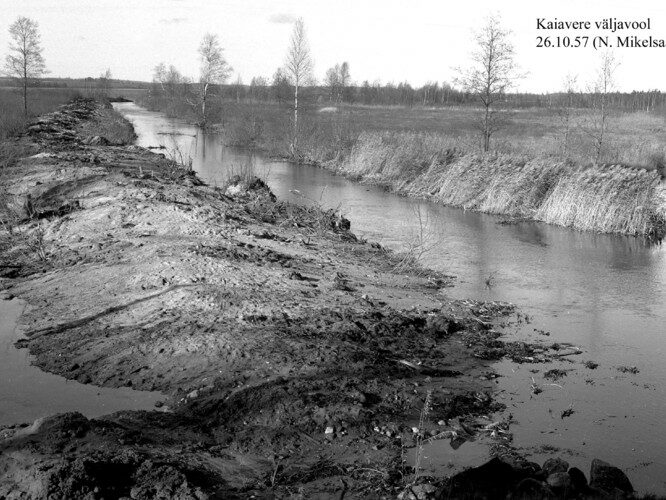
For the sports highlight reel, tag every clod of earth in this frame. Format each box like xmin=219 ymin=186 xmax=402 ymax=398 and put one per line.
xmin=544 ymin=368 xmax=570 ymax=381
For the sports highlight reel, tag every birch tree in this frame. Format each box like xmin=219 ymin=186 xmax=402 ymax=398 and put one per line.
xmin=97 ymin=68 xmax=112 ymax=98
xmin=284 ymin=18 xmax=313 ymax=153
xmin=197 ymin=34 xmax=232 ymax=127
xmin=584 ymin=51 xmax=619 ymax=163
xmin=5 ymin=16 xmax=47 ymax=116
xmin=338 ymin=62 xmax=350 ymax=102
xmin=455 ymin=15 xmax=519 ymax=152
xmin=558 ymin=73 xmax=578 ymax=156
xmin=324 ymin=65 xmax=339 ymax=102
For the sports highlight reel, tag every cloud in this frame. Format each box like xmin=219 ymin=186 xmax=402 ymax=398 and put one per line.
xmin=268 ymin=13 xmax=297 ymax=24
xmin=159 ymin=17 xmax=188 ymax=25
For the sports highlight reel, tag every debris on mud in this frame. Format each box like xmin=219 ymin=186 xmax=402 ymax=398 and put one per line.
xmin=560 ymin=404 xmax=576 ymax=419
xmin=544 ymin=368 xmax=570 ymax=381
xmin=617 ymin=365 xmax=640 ymax=374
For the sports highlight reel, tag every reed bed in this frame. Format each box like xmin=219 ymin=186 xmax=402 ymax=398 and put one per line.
xmin=340 ymin=131 xmax=666 ymax=237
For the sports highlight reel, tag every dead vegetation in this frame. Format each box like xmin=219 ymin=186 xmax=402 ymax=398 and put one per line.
xmin=340 ymin=132 xmax=666 ymax=238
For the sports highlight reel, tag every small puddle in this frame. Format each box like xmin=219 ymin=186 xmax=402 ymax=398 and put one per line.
xmin=0 ymin=297 xmax=165 ymax=427
xmin=407 ymin=437 xmax=491 ymax=476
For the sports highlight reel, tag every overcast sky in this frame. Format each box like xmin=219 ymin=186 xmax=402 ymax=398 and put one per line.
xmin=2 ymin=0 xmax=666 ymax=92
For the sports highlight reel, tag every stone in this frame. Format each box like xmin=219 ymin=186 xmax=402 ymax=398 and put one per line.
xmin=444 ymin=457 xmax=519 ymax=499
xmin=409 ymin=483 xmax=436 ymax=500
xmin=589 ymin=459 xmax=633 ymax=494
xmin=568 ymin=467 xmax=588 ymax=492
xmin=512 ymin=478 xmax=555 ymax=499
xmin=546 ymin=471 xmax=571 ymax=491
xmin=542 ymin=457 xmax=569 ymax=475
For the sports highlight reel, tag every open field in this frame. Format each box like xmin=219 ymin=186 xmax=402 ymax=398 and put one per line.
xmin=138 ymin=95 xmax=666 ymax=171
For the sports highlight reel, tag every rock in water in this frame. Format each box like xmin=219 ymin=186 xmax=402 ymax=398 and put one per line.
xmin=512 ymin=478 xmax=555 ymax=499
xmin=443 ymin=457 xmax=518 ymax=499
xmin=542 ymin=457 xmax=569 ymax=475
xmin=567 ymin=467 xmax=588 ymax=492
xmin=589 ymin=459 xmax=634 ymax=494
xmin=546 ymin=471 xmax=572 ymax=492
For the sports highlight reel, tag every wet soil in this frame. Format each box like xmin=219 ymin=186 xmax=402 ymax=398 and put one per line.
xmin=0 ymin=100 xmax=571 ymax=498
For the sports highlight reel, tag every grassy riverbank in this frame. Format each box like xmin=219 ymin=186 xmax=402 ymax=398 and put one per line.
xmin=137 ymin=96 xmax=666 ymax=238
xmin=340 ymin=132 xmax=666 ymax=237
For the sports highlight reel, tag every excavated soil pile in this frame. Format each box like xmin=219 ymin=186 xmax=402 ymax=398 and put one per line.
xmin=1 ymin=99 xmax=561 ymax=499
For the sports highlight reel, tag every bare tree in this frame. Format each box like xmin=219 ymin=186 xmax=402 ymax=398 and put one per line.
xmin=233 ymin=75 xmax=243 ymax=102
xmin=97 ymin=68 xmax=112 ymax=99
xmin=284 ymin=18 xmax=313 ymax=153
xmin=154 ymin=64 xmax=187 ymax=94
xmin=196 ymin=34 xmax=232 ymax=127
xmin=152 ymin=63 xmax=190 ymax=113
xmin=249 ymin=76 xmax=269 ymax=100
xmin=455 ymin=15 xmax=519 ymax=152
xmin=324 ymin=62 xmax=351 ymax=103
xmin=338 ymin=62 xmax=350 ymax=102
xmin=324 ymin=65 xmax=339 ymax=102
xmin=558 ymin=73 xmax=578 ymax=156
xmin=583 ymin=51 xmax=619 ymax=163
xmin=4 ymin=16 xmax=47 ymax=116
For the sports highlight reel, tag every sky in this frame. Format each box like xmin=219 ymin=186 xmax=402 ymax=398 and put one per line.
xmin=2 ymin=0 xmax=666 ymax=92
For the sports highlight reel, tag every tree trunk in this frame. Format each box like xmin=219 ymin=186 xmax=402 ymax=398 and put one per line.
xmin=23 ymin=79 xmax=27 ymax=117
xmin=23 ymin=63 xmax=28 ymax=117
xmin=292 ymin=81 xmax=299 ymax=153
xmin=201 ymin=83 xmax=208 ymax=128
xmin=483 ymin=104 xmax=491 ymax=152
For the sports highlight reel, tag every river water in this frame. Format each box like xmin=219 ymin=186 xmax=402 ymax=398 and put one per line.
xmin=0 ymin=298 xmax=164 ymax=426
xmin=116 ymin=102 xmax=666 ymax=495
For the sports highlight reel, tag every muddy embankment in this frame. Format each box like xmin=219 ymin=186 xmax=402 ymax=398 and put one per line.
xmin=0 ymin=100 xmax=636 ymax=499
xmin=333 ymin=132 xmax=666 ymax=239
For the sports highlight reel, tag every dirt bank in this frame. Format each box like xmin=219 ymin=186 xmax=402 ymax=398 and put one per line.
xmin=0 ymin=100 xmax=614 ymax=498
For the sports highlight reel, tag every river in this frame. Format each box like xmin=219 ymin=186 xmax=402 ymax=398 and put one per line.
xmin=115 ymin=102 xmax=666 ymax=495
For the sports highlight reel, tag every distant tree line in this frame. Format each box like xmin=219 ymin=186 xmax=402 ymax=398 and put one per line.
xmin=200 ymin=81 xmax=666 ymax=113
